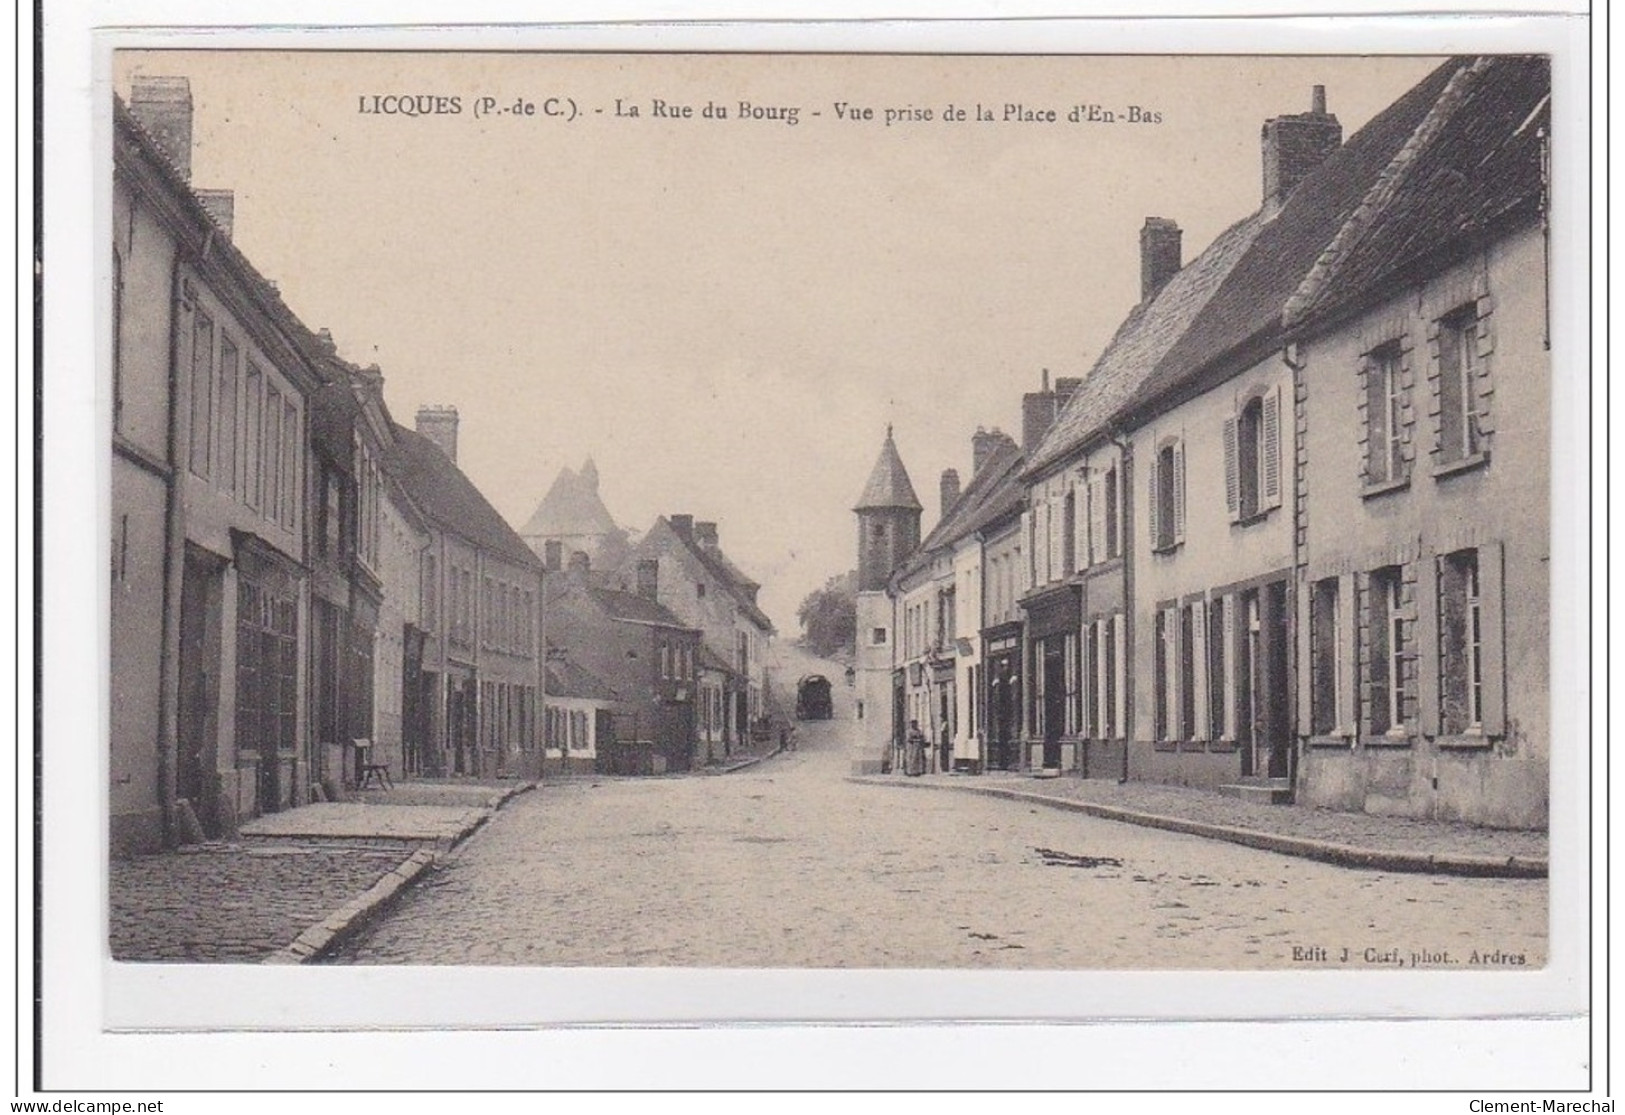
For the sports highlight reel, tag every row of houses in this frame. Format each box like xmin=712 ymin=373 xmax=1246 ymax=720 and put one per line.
xmin=521 ymin=461 xmax=780 ymax=775
xmin=852 ymin=56 xmax=1551 ymax=830
xmin=111 ymin=77 xmax=547 ymax=853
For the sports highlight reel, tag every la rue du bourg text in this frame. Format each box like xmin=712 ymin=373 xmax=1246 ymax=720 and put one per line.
xmin=356 ymin=93 xmax=1163 ymax=127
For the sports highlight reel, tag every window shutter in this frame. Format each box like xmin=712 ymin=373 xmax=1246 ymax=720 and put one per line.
xmin=1474 ymin=298 xmax=1497 ymax=436
xmin=1221 ymin=593 xmax=1238 ymax=739
xmin=1113 ymin=614 xmax=1126 ymax=740
xmin=1416 ymin=552 xmax=1440 ymax=737
xmin=1050 ymin=494 xmax=1064 ymax=580
xmin=1192 ymin=599 xmax=1209 ymax=740
xmin=1480 ymin=540 xmax=1506 ymax=736
xmin=1296 ymin=581 xmax=1314 ymax=737
xmin=1222 ymin=416 xmax=1240 ymax=520
xmin=1172 ymin=441 xmax=1187 ymax=544
xmin=1021 ymin=509 xmax=1034 ymax=586
xmin=1089 ymin=475 xmax=1105 ymax=567
xmin=1166 ymin=605 xmax=1181 ymax=739
xmin=1262 ymin=386 xmax=1282 ymax=509
xmin=1338 ymin=573 xmax=1357 ymax=736
xmin=1146 ymin=456 xmax=1161 ymax=552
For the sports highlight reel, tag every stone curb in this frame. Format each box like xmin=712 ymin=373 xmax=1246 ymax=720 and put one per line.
xmin=262 ymin=847 xmax=438 ymax=965
xmin=708 ymin=747 xmax=782 ymax=775
xmin=847 ymin=776 xmax=1547 ymax=879
xmin=261 ymin=780 xmax=536 ymax=964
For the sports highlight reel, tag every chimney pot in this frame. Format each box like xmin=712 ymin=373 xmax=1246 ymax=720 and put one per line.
xmin=415 ymin=405 xmax=460 ymax=463
xmin=940 ymin=469 xmax=961 ymax=519
xmin=128 ymin=75 xmax=194 ymax=182
xmin=1139 ymin=217 xmax=1183 ymax=301
xmin=1312 ymin=84 xmax=1327 ymax=114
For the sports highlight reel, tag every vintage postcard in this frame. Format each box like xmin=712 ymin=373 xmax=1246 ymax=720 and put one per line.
xmin=55 ymin=13 xmax=1592 ymax=1086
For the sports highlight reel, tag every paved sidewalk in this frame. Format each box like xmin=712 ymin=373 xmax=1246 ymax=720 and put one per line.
xmin=110 ymin=843 xmax=411 ymax=962
xmin=111 ymin=780 xmax=535 ymax=963
xmin=854 ymin=772 xmax=1546 ymax=876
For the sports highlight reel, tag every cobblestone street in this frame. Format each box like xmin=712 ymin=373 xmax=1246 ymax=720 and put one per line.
xmin=330 ymin=711 xmax=1548 ymax=969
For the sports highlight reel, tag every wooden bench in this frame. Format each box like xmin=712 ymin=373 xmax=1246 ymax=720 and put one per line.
xmin=352 ymin=739 xmax=393 ymax=790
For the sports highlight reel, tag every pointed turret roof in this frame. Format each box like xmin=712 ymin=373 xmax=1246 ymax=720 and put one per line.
xmin=521 ymin=462 xmax=619 ymax=538
xmin=854 ymin=425 xmax=923 ymax=512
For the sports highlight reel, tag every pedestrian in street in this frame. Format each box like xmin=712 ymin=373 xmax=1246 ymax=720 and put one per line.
xmin=904 ymin=719 xmax=927 ymax=777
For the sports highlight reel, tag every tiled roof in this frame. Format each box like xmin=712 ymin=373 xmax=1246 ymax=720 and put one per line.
xmin=588 ymin=586 xmax=692 ymax=629
xmin=1285 ymin=55 xmax=1549 ymax=331
xmin=546 ymin=658 xmax=619 ymax=702
xmin=384 ymin=422 xmax=542 ymax=570
xmin=854 ymin=428 xmax=923 ymax=511
xmin=654 ymin=517 xmax=776 ymax=633
xmin=1026 ymin=211 xmax=1269 ymax=477
xmin=1122 ymin=57 xmax=1468 ymax=423
xmin=521 ymin=462 xmax=618 ymax=538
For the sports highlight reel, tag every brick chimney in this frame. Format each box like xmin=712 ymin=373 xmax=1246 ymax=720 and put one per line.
xmin=940 ymin=469 xmax=961 ymax=519
xmin=1262 ymin=85 xmax=1342 ymax=211
xmin=1022 ymin=369 xmax=1061 ymax=454
xmin=972 ymin=426 xmax=1017 ymax=475
xmin=415 ymin=405 xmax=459 ymax=463
xmin=543 ymin=540 xmax=563 ymax=571
xmin=669 ymin=514 xmax=695 ymax=543
xmin=636 ymin=558 xmax=660 ymax=601
xmin=695 ymin=521 xmax=718 ymax=549
xmin=1054 ymin=376 xmax=1083 ymax=404
xmin=128 ymin=75 xmax=193 ymax=181
xmin=1140 ymin=217 xmax=1182 ymax=301
xmin=196 ymin=189 xmax=234 ymax=241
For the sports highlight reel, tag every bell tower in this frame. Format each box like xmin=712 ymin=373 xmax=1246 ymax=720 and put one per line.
xmin=854 ymin=424 xmax=923 ymax=591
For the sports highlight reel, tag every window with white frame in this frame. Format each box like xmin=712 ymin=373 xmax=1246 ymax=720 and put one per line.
xmin=1434 ymin=305 xmax=1489 ymax=468
xmin=1224 ymin=387 xmax=1282 ymax=522
xmin=1365 ymin=565 xmax=1408 ymax=737
xmin=1362 ymin=341 xmax=1411 ymax=488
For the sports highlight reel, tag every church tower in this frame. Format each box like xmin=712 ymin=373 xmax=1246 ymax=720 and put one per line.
xmin=854 ymin=425 xmax=923 ymax=592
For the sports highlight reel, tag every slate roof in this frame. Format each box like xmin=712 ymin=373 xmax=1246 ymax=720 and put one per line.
xmin=545 ymin=658 xmax=619 ymax=702
xmin=384 ymin=422 xmax=542 ymax=570
xmin=854 ymin=427 xmax=924 ymax=512
xmin=1284 ymin=55 xmax=1550 ymax=332
xmin=1120 ymin=57 xmax=1468 ymax=425
xmin=521 ymin=461 xmax=618 ymax=538
xmin=588 ymin=586 xmax=692 ymax=629
xmin=1025 ymin=210 xmax=1269 ymax=478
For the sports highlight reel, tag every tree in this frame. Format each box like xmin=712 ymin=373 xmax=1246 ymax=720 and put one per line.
xmin=797 ymin=571 xmax=857 ymax=659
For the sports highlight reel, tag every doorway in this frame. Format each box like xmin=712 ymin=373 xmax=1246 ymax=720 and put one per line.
xmin=1238 ymin=580 xmax=1291 ymax=779
xmin=176 ymin=550 xmax=223 ymax=836
xmin=1041 ymin=638 xmax=1065 ymax=770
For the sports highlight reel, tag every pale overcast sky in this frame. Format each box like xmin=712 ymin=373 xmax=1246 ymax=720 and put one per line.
xmin=115 ymin=50 xmax=1442 ymax=632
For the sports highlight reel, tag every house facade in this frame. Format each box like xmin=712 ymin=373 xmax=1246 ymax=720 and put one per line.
xmin=625 ymin=514 xmax=776 ymax=750
xmin=385 ymin=410 xmax=546 ymax=781
xmin=113 ymin=80 xmax=322 ymax=847
xmin=1283 ymin=56 xmax=1550 ymax=828
xmin=544 ymin=557 xmax=702 ymax=775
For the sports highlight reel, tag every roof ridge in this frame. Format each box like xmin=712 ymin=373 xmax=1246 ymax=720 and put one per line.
xmin=1284 ymin=57 xmax=1485 ymax=328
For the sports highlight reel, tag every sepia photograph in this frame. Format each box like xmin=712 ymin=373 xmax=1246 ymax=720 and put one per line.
xmin=101 ymin=45 xmax=1562 ymax=983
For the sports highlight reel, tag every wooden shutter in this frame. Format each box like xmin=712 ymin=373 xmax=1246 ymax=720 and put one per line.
xmin=1113 ymin=614 xmax=1127 ymax=741
xmin=1089 ymin=475 xmax=1105 ymax=567
xmin=1296 ymin=581 xmax=1315 ymax=737
xmin=1191 ymin=599 xmax=1209 ymax=740
xmin=1221 ymin=593 xmax=1238 ymax=740
xmin=1262 ymin=385 xmax=1282 ymax=509
xmin=1146 ymin=455 xmax=1161 ymax=552
xmin=1222 ymin=416 xmax=1240 ymax=520
xmin=1416 ymin=553 xmax=1440 ymax=737
xmin=1480 ymin=540 xmax=1506 ymax=736
xmin=1338 ymin=573 xmax=1357 ymax=736
xmin=1172 ymin=441 xmax=1187 ymax=544
xmin=1474 ymin=295 xmax=1497 ymax=436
